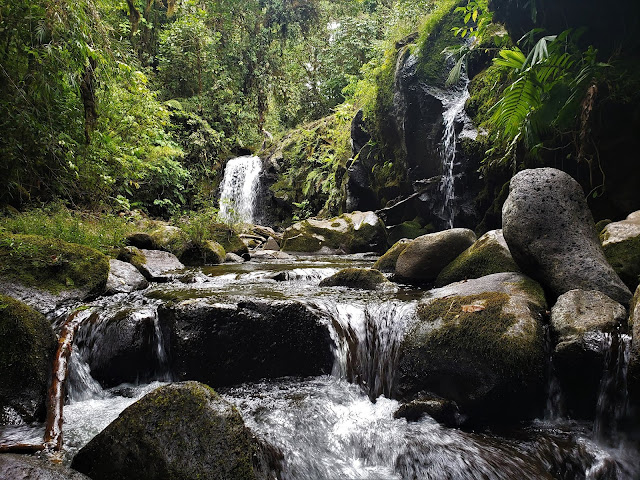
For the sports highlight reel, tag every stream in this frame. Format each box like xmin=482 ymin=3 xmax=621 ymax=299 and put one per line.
xmin=1 ymin=255 xmax=639 ymax=479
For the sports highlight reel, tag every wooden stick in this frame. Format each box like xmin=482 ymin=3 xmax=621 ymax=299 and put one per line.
xmin=0 ymin=443 xmax=46 ymax=454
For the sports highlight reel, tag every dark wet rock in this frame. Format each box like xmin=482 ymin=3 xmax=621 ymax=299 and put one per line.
xmin=502 ymin=168 xmax=631 ymax=305
xmin=71 ymin=382 xmax=280 ymax=480
xmin=118 ymin=247 xmax=185 ymax=282
xmin=0 ymin=234 xmax=110 ymax=314
xmin=628 ymin=286 xmax=640 ymax=402
xmin=206 ymin=222 xmax=249 ymax=257
xmin=0 ymin=454 xmax=90 ymax=480
xmin=395 ymin=229 xmax=476 ymax=283
xmin=319 ymin=268 xmax=391 ymax=290
xmin=394 ymin=394 xmax=461 ymax=427
xmin=435 ymin=229 xmax=519 ymax=287
xmin=105 ymin=259 xmax=149 ymax=295
xmin=180 ymin=240 xmax=226 ymax=266
xmin=396 ymin=272 xmax=547 ymax=423
xmin=126 ymin=231 xmax=154 ymax=249
xmin=386 ymin=220 xmax=432 ymax=246
xmin=550 ymin=289 xmax=627 ymax=418
xmin=74 ymin=306 xmax=168 ymax=388
xmin=159 ymin=299 xmax=334 ymax=386
xmin=0 ymin=295 xmax=56 ymax=422
xmin=281 ymin=211 xmax=387 ymax=254
xmin=600 ymin=210 xmax=640 ymax=291
xmin=373 ymin=239 xmax=411 ymax=273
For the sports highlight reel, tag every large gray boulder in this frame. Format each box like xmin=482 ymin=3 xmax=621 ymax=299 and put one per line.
xmin=281 ymin=211 xmax=387 ymax=254
xmin=71 ymin=382 xmax=279 ymax=480
xmin=395 ymin=228 xmax=476 ymax=283
xmin=435 ymin=229 xmax=519 ymax=287
xmin=601 ymin=210 xmax=640 ymax=290
xmin=629 ymin=286 xmax=640 ymax=402
xmin=502 ymin=168 xmax=632 ymax=305
xmin=118 ymin=247 xmax=185 ymax=282
xmin=0 ymin=454 xmax=90 ymax=480
xmin=373 ymin=239 xmax=411 ymax=273
xmin=105 ymin=259 xmax=149 ymax=295
xmin=396 ymin=272 xmax=547 ymax=423
xmin=158 ymin=299 xmax=334 ymax=387
xmin=550 ymin=289 xmax=627 ymax=418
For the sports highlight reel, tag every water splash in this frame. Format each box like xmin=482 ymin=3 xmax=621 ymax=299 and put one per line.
xmin=219 ymin=155 xmax=262 ymax=224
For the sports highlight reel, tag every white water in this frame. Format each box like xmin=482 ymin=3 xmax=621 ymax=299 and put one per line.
xmin=439 ymin=84 xmax=470 ymax=229
xmin=218 ymin=155 xmax=262 ymax=224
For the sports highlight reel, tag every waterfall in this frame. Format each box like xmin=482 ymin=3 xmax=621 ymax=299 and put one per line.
xmin=439 ymin=84 xmax=470 ymax=229
xmin=218 ymin=155 xmax=262 ymax=224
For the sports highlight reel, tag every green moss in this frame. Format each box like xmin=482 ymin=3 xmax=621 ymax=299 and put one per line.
xmin=594 ymin=219 xmax=612 ymax=234
xmin=319 ymin=268 xmax=389 ymax=290
xmin=0 ymin=294 xmax=56 ymax=420
xmin=435 ymin=238 xmax=520 ymax=287
xmin=413 ymin=292 xmax=544 ymax=379
xmin=511 ymin=279 xmax=548 ymax=309
xmin=149 ymin=226 xmax=190 ymax=257
xmin=207 ymin=223 xmax=248 ymax=256
xmin=466 ymin=63 xmax=509 ymax=126
xmin=373 ymin=240 xmax=410 ymax=272
xmin=180 ymin=240 xmax=226 ymax=266
xmin=602 ymin=235 xmax=640 ymax=290
xmin=387 ymin=220 xmax=431 ymax=245
xmin=281 ymin=230 xmax=325 ymax=252
xmin=0 ymin=234 xmax=110 ymax=295
xmin=118 ymin=246 xmax=147 ymax=269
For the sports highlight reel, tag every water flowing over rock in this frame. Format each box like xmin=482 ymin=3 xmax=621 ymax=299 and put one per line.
xmin=436 ymin=229 xmax=519 ymax=287
xmin=105 ymin=259 xmax=149 ymax=295
xmin=502 ymin=168 xmax=632 ymax=305
xmin=219 ymin=155 xmax=263 ymax=224
xmin=601 ymin=210 xmax=640 ymax=290
xmin=158 ymin=299 xmax=334 ymax=386
xmin=550 ymin=289 xmax=628 ymax=418
xmin=395 ymin=228 xmax=476 ymax=283
xmin=396 ymin=272 xmax=547 ymax=423
xmin=628 ymin=285 xmax=640 ymax=402
xmin=71 ymin=382 xmax=279 ymax=480
xmin=281 ymin=211 xmax=387 ymax=254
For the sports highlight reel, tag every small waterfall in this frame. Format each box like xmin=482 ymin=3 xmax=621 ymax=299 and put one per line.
xmin=439 ymin=84 xmax=470 ymax=229
xmin=312 ymin=300 xmax=416 ymax=399
xmin=543 ymin=325 xmax=565 ymax=420
xmin=593 ymin=332 xmax=632 ymax=443
xmin=218 ymin=155 xmax=262 ymax=224
xmin=68 ymin=350 xmax=106 ymax=402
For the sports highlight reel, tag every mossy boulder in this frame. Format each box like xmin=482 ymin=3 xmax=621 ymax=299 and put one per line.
xmin=158 ymin=299 xmax=334 ymax=386
xmin=319 ymin=268 xmax=391 ymax=290
xmin=435 ymin=229 xmax=519 ymax=287
xmin=628 ymin=285 xmax=640 ymax=403
xmin=180 ymin=240 xmax=226 ymax=266
xmin=550 ymin=289 xmax=627 ymax=419
xmin=281 ymin=211 xmax=387 ymax=254
xmin=149 ymin=225 xmax=190 ymax=258
xmin=0 ymin=295 xmax=56 ymax=422
xmin=387 ymin=220 xmax=431 ymax=245
xmin=396 ymin=272 xmax=547 ymax=423
xmin=71 ymin=382 xmax=279 ymax=480
xmin=395 ymin=228 xmax=477 ymax=283
xmin=600 ymin=210 xmax=640 ymax=291
xmin=0 ymin=454 xmax=91 ymax=480
xmin=373 ymin=239 xmax=411 ymax=273
xmin=206 ymin=222 xmax=249 ymax=257
xmin=0 ymin=234 xmax=110 ymax=313
xmin=118 ymin=247 xmax=185 ymax=282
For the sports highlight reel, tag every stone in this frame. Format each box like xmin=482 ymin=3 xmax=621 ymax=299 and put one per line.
xmin=0 ymin=454 xmax=91 ymax=480
xmin=119 ymin=247 xmax=185 ymax=282
xmin=263 ymin=237 xmax=280 ymax=251
xmin=373 ymin=239 xmax=411 ymax=273
xmin=225 ymin=253 xmax=244 ymax=263
xmin=180 ymin=240 xmax=226 ymax=266
xmin=550 ymin=289 xmax=627 ymax=418
xmin=71 ymin=382 xmax=279 ymax=480
xmin=502 ymin=168 xmax=631 ymax=305
xmin=206 ymin=222 xmax=249 ymax=257
xmin=148 ymin=225 xmax=190 ymax=258
xmin=601 ymin=210 xmax=640 ymax=290
xmin=394 ymin=394 xmax=461 ymax=427
xmin=0 ymin=295 xmax=56 ymax=422
xmin=319 ymin=268 xmax=391 ymax=290
xmin=628 ymin=285 xmax=640 ymax=402
xmin=125 ymin=232 xmax=154 ymax=249
xmin=396 ymin=272 xmax=547 ymax=423
xmin=0 ymin=234 xmax=110 ymax=314
xmin=435 ymin=229 xmax=519 ymax=287
xmin=281 ymin=211 xmax=387 ymax=254
xmin=250 ymin=250 xmax=294 ymax=260
xmin=105 ymin=259 xmax=149 ymax=295
xmin=158 ymin=299 xmax=334 ymax=387
xmin=395 ymin=228 xmax=476 ymax=283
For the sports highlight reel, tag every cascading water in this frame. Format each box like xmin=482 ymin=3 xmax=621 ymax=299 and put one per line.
xmin=218 ymin=155 xmax=262 ymax=224
xmin=439 ymin=83 xmax=470 ymax=229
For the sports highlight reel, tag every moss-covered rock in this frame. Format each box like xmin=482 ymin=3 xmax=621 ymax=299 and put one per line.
xmin=628 ymin=285 xmax=640 ymax=404
xmin=373 ymin=239 xmax=411 ymax=273
xmin=0 ymin=294 xmax=56 ymax=422
xmin=387 ymin=220 xmax=432 ymax=245
xmin=117 ymin=247 xmax=185 ymax=282
xmin=71 ymin=382 xmax=279 ymax=480
xmin=0 ymin=234 xmax=110 ymax=313
xmin=0 ymin=454 xmax=91 ymax=480
xmin=395 ymin=228 xmax=476 ymax=283
xmin=319 ymin=268 xmax=391 ymax=290
xmin=396 ymin=272 xmax=547 ymax=423
xmin=180 ymin=240 xmax=226 ymax=266
xmin=435 ymin=229 xmax=519 ymax=287
xmin=206 ymin=222 xmax=249 ymax=257
xmin=601 ymin=210 xmax=640 ymax=290
xmin=281 ymin=211 xmax=387 ymax=254
xmin=148 ymin=225 xmax=190 ymax=258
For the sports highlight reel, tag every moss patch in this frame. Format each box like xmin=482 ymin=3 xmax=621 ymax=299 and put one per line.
xmin=373 ymin=240 xmax=410 ymax=273
xmin=206 ymin=223 xmax=248 ymax=257
xmin=0 ymin=234 xmax=110 ymax=295
xmin=602 ymin=235 xmax=640 ymax=290
xmin=149 ymin=226 xmax=190 ymax=258
xmin=319 ymin=268 xmax=390 ymax=290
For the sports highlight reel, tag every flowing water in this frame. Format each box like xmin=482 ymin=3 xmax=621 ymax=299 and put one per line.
xmin=218 ymin=155 xmax=262 ymax=224
xmin=2 ymin=255 xmax=639 ymax=478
